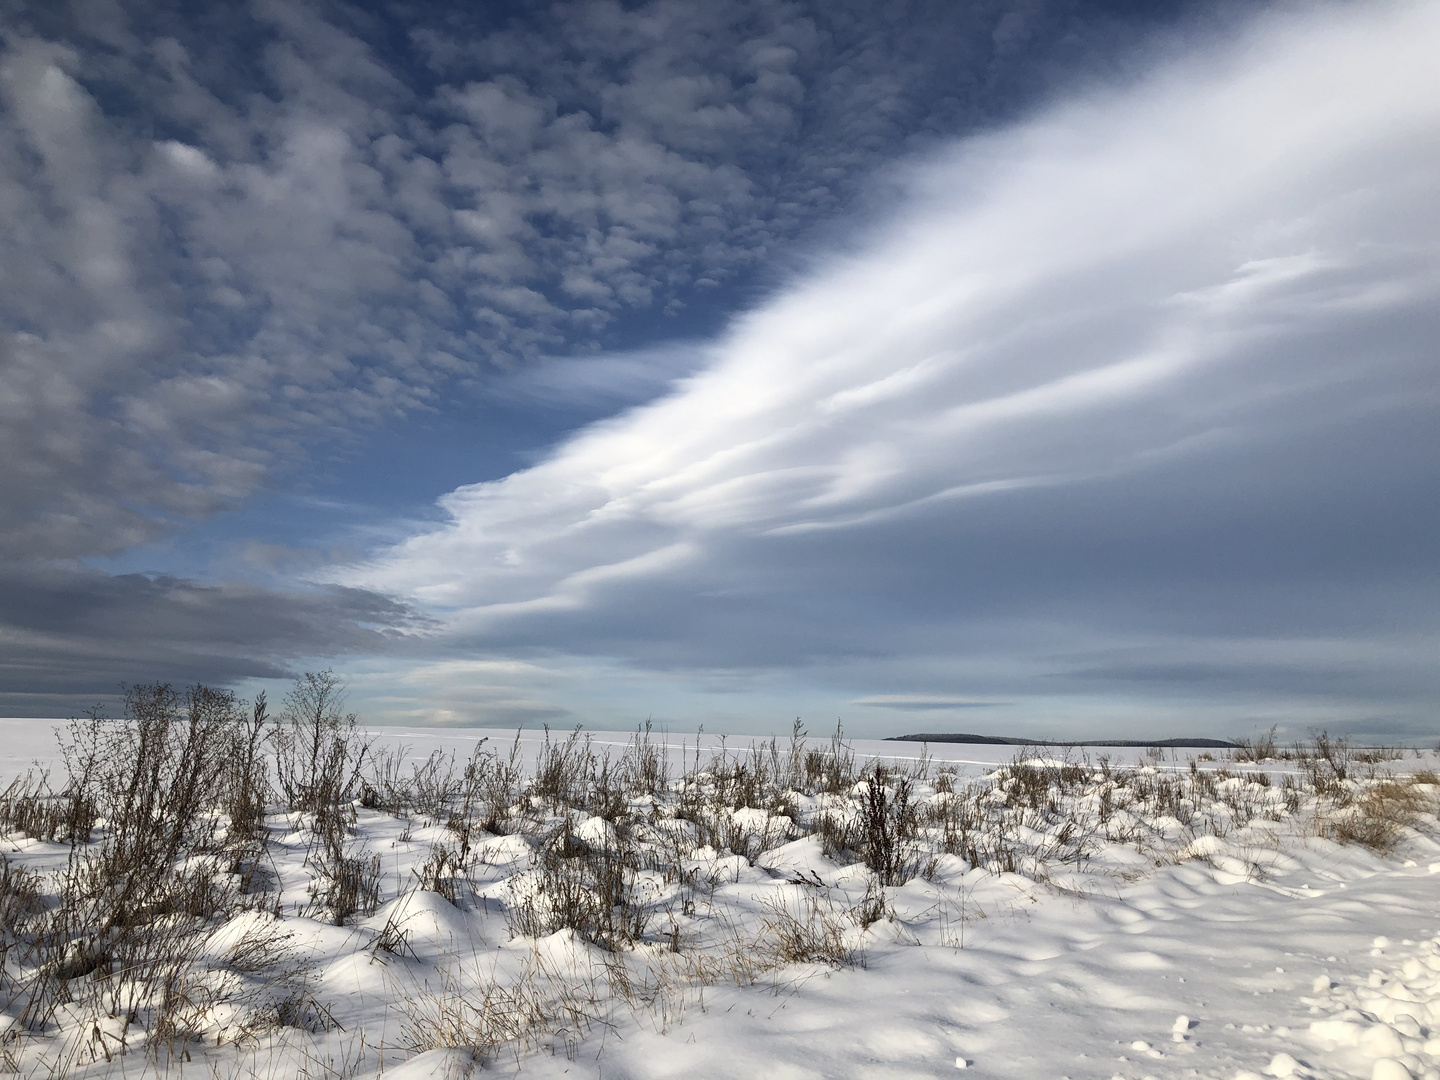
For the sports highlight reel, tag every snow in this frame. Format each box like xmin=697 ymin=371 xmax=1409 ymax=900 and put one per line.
xmin=1 ymin=718 xmax=1438 ymax=1079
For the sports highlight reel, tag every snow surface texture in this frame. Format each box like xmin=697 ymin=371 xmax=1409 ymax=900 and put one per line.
xmin=0 ymin=718 xmax=1438 ymax=1080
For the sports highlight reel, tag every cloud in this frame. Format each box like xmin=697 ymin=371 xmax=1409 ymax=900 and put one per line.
xmin=852 ymin=697 xmax=1008 ymax=712
xmin=0 ymin=564 xmax=432 ymax=717
xmin=350 ymin=1 xmax=1440 ymax=735
xmin=0 ymin=0 xmax=1203 ymax=562
xmin=490 ymin=342 xmax=713 ymax=410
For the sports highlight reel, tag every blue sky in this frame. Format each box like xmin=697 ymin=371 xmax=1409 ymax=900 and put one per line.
xmin=1 ymin=0 xmax=1436 ymax=740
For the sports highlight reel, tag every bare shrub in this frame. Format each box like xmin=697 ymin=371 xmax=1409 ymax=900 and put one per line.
xmin=584 ymin=756 xmax=627 ymax=823
xmin=469 ymin=735 xmax=524 ymax=835
xmin=620 ymin=720 xmax=669 ymax=798
xmin=533 ymin=727 xmax=595 ymax=814
xmin=504 ymin=827 xmax=651 ymax=950
xmin=62 ymin=683 xmax=231 ymax=928
xmin=361 ymin=744 xmax=466 ymax=823
xmin=802 ymin=722 xmax=857 ymax=796
xmin=308 ymin=849 xmax=383 ymax=925
xmin=807 ymin=804 xmax=849 ymax=861
xmin=415 ymin=843 xmax=470 ymax=905
xmin=361 ymin=743 xmax=415 ymax=815
xmin=849 ymin=876 xmax=893 ymax=932
xmin=0 ymin=769 xmax=87 ymax=845
xmin=1354 ymin=745 xmax=1407 ymax=764
xmin=0 ymin=679 xmax=360 ymax=1067
xmin=1299 ymin=731 xmax=1353 ymax=797
xmin=926 ymin=790 xmax=988 ymax=865
xmin=861 ymin=765 xmax=916 ymax=887
xmin=272 ymin=671 xmax=369 ymax=815
xmin=0 ymin=855 xmax=43 ymax=993
xmin=411 ymin=750 xmax=463 ymax=819
xmin=224 ymin=692 xmax=273 ymax=842
xmin=1280 ymin=774 xmax=1303 ymax=814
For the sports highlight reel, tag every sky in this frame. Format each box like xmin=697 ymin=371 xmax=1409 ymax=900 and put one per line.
xmin=0 ymin=0 xmax=1435 ymax=741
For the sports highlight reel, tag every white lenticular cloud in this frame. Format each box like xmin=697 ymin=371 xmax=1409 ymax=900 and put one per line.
xmin=353 ymin=0 xmax=1440 ymax=730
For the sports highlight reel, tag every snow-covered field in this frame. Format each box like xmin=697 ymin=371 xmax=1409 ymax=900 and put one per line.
xmin=2 ymin=712 xmax=1438 ymax=1080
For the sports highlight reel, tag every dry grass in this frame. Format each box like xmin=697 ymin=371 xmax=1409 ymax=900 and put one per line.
xmin=755 ymin=889 xmax=862 ymax=969
xmin=1326 ymin=778 xmax=1430 ymax=855
xmin=399 ymin=949 xmax=608 ymax=1065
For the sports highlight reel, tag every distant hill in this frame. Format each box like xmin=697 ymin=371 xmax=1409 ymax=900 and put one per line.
xmin=885 ymin=733 xmax=1239 ymax=748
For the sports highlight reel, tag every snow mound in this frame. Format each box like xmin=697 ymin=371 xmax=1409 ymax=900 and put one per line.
xmin=375 ymin=1048 xmax=476 ymax=1080
xmin=371 ymin=888 xmax=475 ymax=953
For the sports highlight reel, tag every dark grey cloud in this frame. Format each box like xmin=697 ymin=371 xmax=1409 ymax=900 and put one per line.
xmin=852 ymin=697 xmax=1008 ymax=711
xmin=0 ymin=565 xmax=431 ymax=716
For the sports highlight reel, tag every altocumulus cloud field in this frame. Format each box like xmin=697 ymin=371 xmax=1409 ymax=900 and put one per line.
xmin=0 ymin=0 xmax=1436 ymax=738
